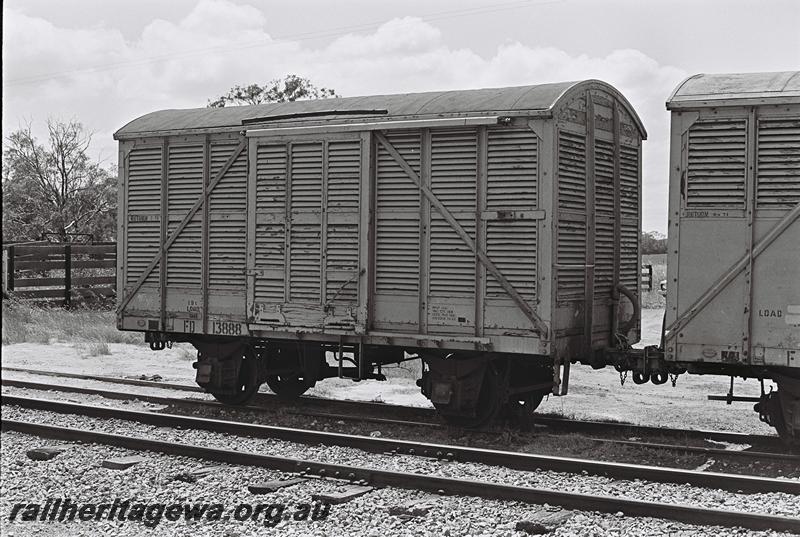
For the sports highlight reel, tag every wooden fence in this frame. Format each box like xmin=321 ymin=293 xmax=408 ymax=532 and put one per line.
xmin=0 ymin=243 xmax=653 ymax=307
xmin=641 ymin=263 xmax=654 ymax=292
xmin=2 ymin=243 xmax=116 ymax=307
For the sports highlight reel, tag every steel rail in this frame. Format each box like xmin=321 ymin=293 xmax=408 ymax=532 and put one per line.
xmin=2 ymin=419 xmax=798 ymax=533
xmin=3 ymin=394 xmax=797 ymax=495
xmin=1 ymin=367 xmax=781 ymax=446
xmin=0 ymin=378 xmax=438 ymax=429
xmin=4 ymin=378 xmax=792 ymax=461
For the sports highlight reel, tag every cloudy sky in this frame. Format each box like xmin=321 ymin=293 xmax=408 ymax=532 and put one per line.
xmin=3 ymin=0 xmax=799 ymax=231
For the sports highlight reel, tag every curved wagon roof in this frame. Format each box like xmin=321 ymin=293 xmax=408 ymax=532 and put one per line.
xmin=115 ymin=80 xmax=646 ymax=139
xmin=667 ymin=71 xmax=800 ymax=109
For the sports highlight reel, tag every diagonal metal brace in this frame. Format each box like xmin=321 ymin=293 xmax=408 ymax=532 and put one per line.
xmin=117 ymin=139 xmax=247 ymax=316
xmin=665 ymin=200 xmax=800 ymax=340
xmin=375 ymin=132 xmax=549 ymax=338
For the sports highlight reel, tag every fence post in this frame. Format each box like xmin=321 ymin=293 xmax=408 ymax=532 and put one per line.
xmin=7 ymin=246 xmax=15 ymax=292
xmin=64 ymin=243 xmax=72 ymax=309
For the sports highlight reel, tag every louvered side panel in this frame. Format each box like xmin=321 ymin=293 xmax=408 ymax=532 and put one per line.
xmin=376 ymin=216 xmax=419 ymax=293
xmin=620 ymin=145 xmax=639 ymax=219
xmin=556 ymin=220 xmax=586 ymax=298
xmin=619 ymin=225 xmax=639 ymax=291
xmin=486 ymin=129 xmax=537 ymax=209
xmin=429 ymin=129 xmax=477 ymax=296
xmin=289 ymin=225 xmax=321 ymax=302
xmin=686 ymin=120 xmax=747 ymax=208
xmin=326 ymin=223 xmax=359 ymax=303
xmin=128 ymin=147 xmax=162 ymax=212
xmin=376 ymin=131 xmax=421 ymax=294
xmin=289 ymin=143 xmax=323 ymax=303
xmin=486 ymin=129 xmax=538 ymax=300
xmin=620 ymin=144 xmax=640 ymax=293
xmin=126 ymin=223 xmax=160 ymax=286
xmin=376 ymin=131 xmax=421 ymax=211
xmin=757 ymin=118 xmax=800 ymax=208
xmin=208 ymin=143 xmax=247 ymax=290
xmin=166 ymin=145 xmax=203 ymax=287
xmin=594 ymin=140 xmax=615 ymax=216
xmin=167 ymin=145 xmax=203 ymax=213
xmin=326 ymin=140 xmax=361 ymax=305
xmin=557 ymin=131 xmax=586 ymax=298
xmin=255 ymin=144 xmax=288 ymax=302
xmin=167 ymin=217 xmax=202 ymax=286
xmin=126 ymin=146 xmax=162 ymax=286
xmin=256 ymin=145 xmax=287 ymax=211
xmin=209 ymin=144 xmax=248 ymax=211
xmin=255 ymin=223 xmax=285 ymax=302
xmin=291 ymin=142 xmax=323 ymax=210
xmin=594 ymin=139 xmax=615 ymax=299
xmin=208 ymin=219 xmax=246 ymax=288
xmin=594 ymin=219 xmax=614 ymax=298
xmin=486 ymin=221 xmax=536 ymax=299
xmin=558 ymin=131 xmax=586 ymax=211
xmin=327 ymin=140 xmax=361 ymax=211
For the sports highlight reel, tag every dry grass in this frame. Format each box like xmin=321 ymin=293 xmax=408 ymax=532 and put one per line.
xmin=176 ymin=345 xmax=197 ymax=361
xmin=1 ymin=299 xmax=143 ymax=346
xmin=83 ymin=341 xmax=111 ymax=357
xmin=641 ymin=253 xmax=667 ymax=309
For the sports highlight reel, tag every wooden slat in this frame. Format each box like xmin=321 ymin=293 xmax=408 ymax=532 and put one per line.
xmin=15 ymin=286 xmax=116 ymax=299
xmin=71 ymin=245 xmax=117 ymax=255
xmin=14 ymin=277 xmax=65 ymax=287
xmin=15 ymin=260 xmax=116 ymax=271
xmin=13 ymin=244 xmax=117 ymax=255
xmin=14 ymin=276 xmax=116 ymax=288
xmin=13 ymin=245 xmax=67 ymax=256
xmin=15 ymin=288 xmax=65 ymax=299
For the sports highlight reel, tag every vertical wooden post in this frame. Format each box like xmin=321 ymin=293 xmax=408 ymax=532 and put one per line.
xmin=64 ymin=243 xmax=72 ymax=309
xmin=6 ymin=246 xmax=15 ymax=292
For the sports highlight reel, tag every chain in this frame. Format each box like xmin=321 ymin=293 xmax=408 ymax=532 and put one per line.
xmin=614 ymin=333 xmax=632 ymax=352
xmin=619 ymin=369 xmax=628 ymax=386
xmin=669 ymin=373 xmax=678 ymax=387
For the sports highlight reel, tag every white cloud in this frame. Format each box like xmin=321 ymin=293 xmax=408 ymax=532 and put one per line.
xmin=3 ymin=2 xmax=687 ymax=230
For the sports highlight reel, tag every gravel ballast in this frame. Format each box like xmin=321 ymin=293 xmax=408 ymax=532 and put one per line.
xmin=2 ymin=430 xmax=795 ymax=537
xmin=2 ymin=404 xmax=798 ymax=521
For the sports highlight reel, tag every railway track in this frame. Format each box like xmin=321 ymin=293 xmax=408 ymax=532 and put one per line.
xmin=2 ymin=412 xmax=798 ymax=533
xmin=2 ymin=377 xmax=796 ymax=465
xmin=1 ymin=366 xmax=786 ymax=453
xmin=2 ymin=394 xmax=798 ymax=495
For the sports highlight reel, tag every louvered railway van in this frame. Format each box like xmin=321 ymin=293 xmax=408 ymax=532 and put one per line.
xmin=115 ymin=79 xmax=645 ymax=427
xmin=661 ymin=72 xmax=800 ymax=442
xmin=115 ymin=73 xmax=800 ymax=439
xmin=599 ymin=72 xmax=800 ymax=443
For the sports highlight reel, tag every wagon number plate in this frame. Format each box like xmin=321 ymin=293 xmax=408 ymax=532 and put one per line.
xmin=211 ymin=321 xmax=244 ymax=336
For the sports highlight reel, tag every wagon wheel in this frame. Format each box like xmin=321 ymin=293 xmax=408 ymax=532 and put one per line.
xmin=209 ymin=350 xmax=261 ymax=406
xmin=503 ymin=390 xmax=547 ymax=431
xmin=436 ymin=366 xmax=502 ymax=429
xmin=265 ymin=374 xmax=314 ymax=399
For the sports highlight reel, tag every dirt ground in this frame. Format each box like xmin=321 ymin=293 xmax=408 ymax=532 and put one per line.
xmin=0 ymin=309 xmax=776 ymax=435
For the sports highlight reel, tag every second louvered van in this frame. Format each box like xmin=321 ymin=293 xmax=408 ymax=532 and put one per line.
xmin=664 ymin=72 xmax=800 ymax=371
